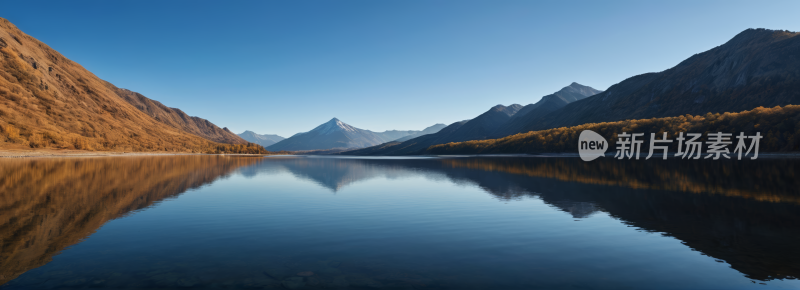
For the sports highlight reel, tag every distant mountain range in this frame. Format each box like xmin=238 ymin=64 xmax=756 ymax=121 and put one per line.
xmin=346 ymin=28 xmax=800 ymax=155
xmin=238 ymin=131 xmax=285 ymax=147
xmin=266 ymin=118 xmax=446 ymax=151
xmin=343 ymin=82 xmax=601 ymax=155
xmin=393 ymin=123 xmax=447 ymax=142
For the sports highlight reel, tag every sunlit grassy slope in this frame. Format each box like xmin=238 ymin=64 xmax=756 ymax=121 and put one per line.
xmin=0 ymin=18 xmax=264 ymax=153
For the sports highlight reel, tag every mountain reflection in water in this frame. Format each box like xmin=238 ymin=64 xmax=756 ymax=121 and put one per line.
xmin=0 ymin=155 xmax=798 ymax=289
xmin=244 ymin=156 xmax=800 ymax=281
xmin=0 ymin=156 xmax=264 ymax=285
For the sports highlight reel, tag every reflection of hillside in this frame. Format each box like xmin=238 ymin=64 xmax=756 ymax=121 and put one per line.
xmin=246 ymin=157 xmax=800 ymax=281
xmin=437 ymin=158 xmax=800 ymax=281
xmin=439 ymin=157 xmax=800 ymax=204
xmin=434 ymin=159 xmax=800 ymax=281
xmin=0 ymin=156 xmax=263 ymax=285
xmin=548 ymin=182 xmax=800 ymax=281
xmin=250 ymin=157 xmax=800 ymax=205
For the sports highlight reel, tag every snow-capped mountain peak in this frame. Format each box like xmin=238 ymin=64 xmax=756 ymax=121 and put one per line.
xmin=311 ymin=117 xmax=359 ymax=135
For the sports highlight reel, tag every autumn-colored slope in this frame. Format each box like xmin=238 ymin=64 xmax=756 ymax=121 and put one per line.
xmin=112 ymin=87 xmax=247 ymax=144
xmin=427 ymin=105 xmax=800 ymax=155
xmin=0 ymin=156 xmax=264 ymax=285
xmin=0 ymin=18 xmax=248 ymax=152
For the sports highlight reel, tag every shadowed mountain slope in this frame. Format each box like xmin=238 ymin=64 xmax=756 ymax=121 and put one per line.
xmin=494 ymin=82 xmax=602 ymax=137
xmin=527 ymin=28 xmax=800 ymax=131
xmin=443 ymin=104 xmax=523 ymax=143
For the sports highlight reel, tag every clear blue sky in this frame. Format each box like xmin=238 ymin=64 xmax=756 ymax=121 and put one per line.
xmin=3 ymin=1 xmax=799 ymax=137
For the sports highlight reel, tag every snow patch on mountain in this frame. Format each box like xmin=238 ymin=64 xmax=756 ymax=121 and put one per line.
xmin=311 ymin=118 xmax=359 ymax=135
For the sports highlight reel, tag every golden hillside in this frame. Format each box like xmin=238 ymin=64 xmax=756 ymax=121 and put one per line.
xmin=0 ymin=18 xmax=251 ymax=152
xmin=427 ymin=105 xmax=800 ymax=155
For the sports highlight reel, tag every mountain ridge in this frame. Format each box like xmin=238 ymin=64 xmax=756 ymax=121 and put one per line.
xmin=113 ymin=87 xmax=247 ymax=144
xmin=267 ymin=118 xmax=445 ymax=151
xmin=523 ymin=28 xmax=800 ymax=132
xmin=493 ymin=82 xmax=602 ymax=137
xmin=341 ymin=83 xmax=599 ymax=156
xmin=340 ymin=120 xmax=470 ymax=156
xmin=393 ymin=123 xmax=448 ymax=142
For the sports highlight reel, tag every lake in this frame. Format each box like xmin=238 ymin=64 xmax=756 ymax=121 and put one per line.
xmin=1 ymin=155 xmax=799 ymax=289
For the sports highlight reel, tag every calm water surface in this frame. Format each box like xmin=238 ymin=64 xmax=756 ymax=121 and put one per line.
xmin=1 ymin=155 xmax=799 ymax=289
